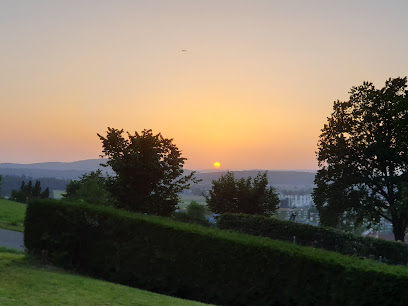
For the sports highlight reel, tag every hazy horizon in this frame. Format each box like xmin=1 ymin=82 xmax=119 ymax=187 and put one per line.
xmin=0 ymin=157 xmax=317 ymax=172
xmin=1 ymin=1 xmax=407 ymax=170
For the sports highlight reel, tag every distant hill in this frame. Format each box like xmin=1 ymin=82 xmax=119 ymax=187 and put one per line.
xmin=194 ymin=170 xmax=316 ymax=187
xmin=0 ymin=159 xmax=113 ymax=180
xmin=0 ymin=159 xmax=109 ymax=171
xmin=0 ymin=159 xmax=316 ymax=188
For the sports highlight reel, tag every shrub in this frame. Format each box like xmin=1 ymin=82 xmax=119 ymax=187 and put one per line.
xmin=218 ymin=213 xmax=408 ymax=265
xmin=172 ymin=201 xmax=209 ymax=226
xmin=63 ymin=170 xmax=113 ymax=206
xmin=25 ymin=200 xmax=408 ymax=305
xmin=206 ymin=171 xmax=279 ymax=216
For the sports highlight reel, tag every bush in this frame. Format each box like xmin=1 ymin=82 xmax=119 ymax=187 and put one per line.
xmin=172 ymin=201 xmax=209 ymax=226
xmin=63 ymin=170 xmax=112 ymax=206
xmin=206 ymin=171 xmax=279 ymax=216
xmin=218 ymin=213 xmax=408 ymax=265
xmin=25 ymin=200 xmax=408 ymax=305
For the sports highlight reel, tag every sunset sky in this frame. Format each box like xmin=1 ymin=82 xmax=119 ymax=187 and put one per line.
xmin=1 ymin=1 xmax=407 ymax=170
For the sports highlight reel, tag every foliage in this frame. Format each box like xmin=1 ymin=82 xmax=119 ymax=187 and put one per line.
xmin=25 ymin=199 xmax=408 ymax=305
xmin=205 ymin=171 xmax=279 ymax=216
xmin=0 ymin=247 xmax=24 ymax=254
xmin=97 ymin=128 xmax=199 ymax=216
xmin=178 ymin=195 xmax=207 ymax=209
xmin=63 ymin=170 xmax=112 ymax=206
xmin=186 ymin=201 xmax=207 ymax=219
xmin=403 ymin=182 xmax=408 ymax=204
xmin=218 ymin=213 xmax=408 ymax=266
xmin=0 ymin=253 xmax=206 ymax=306
xmin=0 ymin=175 xmax=69 ymax=198
xmin=313 ymin=77 xmax=408 ymax=241
xmin=10 ymin=180 xmax=49 ymax=204
xmin=172 ymin=201 xmax=209 ymax=225
xmin=0 ymin=175 xmax=2 ymax=198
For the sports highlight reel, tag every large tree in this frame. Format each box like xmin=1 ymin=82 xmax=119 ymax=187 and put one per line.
xmin=97 ymin=128 xmax=198 ymax=216
xmin=206 ymin=171 xmax=280 ymax=216
xmin=313 ymin=77 xmax=408 ymax=241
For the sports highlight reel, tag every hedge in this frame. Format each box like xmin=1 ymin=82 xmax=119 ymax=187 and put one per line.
xmin=218 ymin=213 xmax=408 ymax=265
xmin=25 ymin=200 xmax=408 ymax=305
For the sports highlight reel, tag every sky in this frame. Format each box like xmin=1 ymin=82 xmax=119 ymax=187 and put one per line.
xmin=1 ymin=0 xmax=407 ymax=170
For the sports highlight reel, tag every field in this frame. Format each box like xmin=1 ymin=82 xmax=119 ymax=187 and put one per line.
xmin=179 ymin=194 xmax=207 ymax=209
xmin=0 ymin=250 xmax=209 ymax=306
xmin=0 ymin=199 xmax=26 ymax=232
xmin=52 ymin=190 xmax=65 ymax=199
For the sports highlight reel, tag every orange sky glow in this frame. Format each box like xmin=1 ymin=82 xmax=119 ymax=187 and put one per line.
xmin=1 ymin=1 xmax=407 ymax=170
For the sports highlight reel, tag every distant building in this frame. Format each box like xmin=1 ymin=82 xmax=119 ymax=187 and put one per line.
xmin=279 ymin=198 xmax=290 ymax=208
xmin=278 ymin=194 xmax=314 ymax=207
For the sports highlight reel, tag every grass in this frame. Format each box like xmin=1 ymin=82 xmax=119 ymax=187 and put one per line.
xmin=178 ymin=195 xmax=213 ymax=220
xmin=179 ymin=194 xmax=207 ymax=209
xmin=0 ymin=198 xmax=26 ymax=232
xmin=0 ymin=250 xmax=209 ymax=305
xmin=26 ymin=200 xmax=408 ymax=305
xmin=52 ymin=190 xmax=65 ymax=199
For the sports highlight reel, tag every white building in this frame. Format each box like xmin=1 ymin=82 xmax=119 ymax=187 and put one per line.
xmin=278 ymin=194 xmax=314 ymax=207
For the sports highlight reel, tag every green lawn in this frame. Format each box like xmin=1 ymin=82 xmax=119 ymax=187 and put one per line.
xmin=0 ymin=250 xmax=209 ymax=305
xmin=0 ymin=198 xmax=26 ymax=232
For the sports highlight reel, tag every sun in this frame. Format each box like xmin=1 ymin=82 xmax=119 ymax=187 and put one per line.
xmin=213 ymin=162 xmax=221 ymax=169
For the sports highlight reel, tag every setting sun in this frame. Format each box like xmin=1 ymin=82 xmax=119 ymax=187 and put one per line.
xmin=213 ymin=162 xmax=221 ymax=169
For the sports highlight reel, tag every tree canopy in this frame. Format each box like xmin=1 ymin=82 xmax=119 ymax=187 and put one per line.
xmin=206 ymin=171 xmax=279 ymax=216
xmin=11 ymin=180 xmax=50 ymax=204
xmin=313 ymin=77 xmax=408 ymax=241
xmin=172 ymin=201 xmax=209 ymax=225
xmin=63 ymin=170 xmax=112 ymax=206
xmin=97 ymin=128 xmax=198 ymax=216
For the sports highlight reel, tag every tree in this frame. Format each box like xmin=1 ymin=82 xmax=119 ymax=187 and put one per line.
xmin=172 ymin=201 xmax=209 ymax=225
xmin=41 ymin=187 xmax=50 ymax=199
xmin=33 ymin=180 xmax=42 ymax=198
xmin=97 ymin=128 xmax=198 ymax=216
xmin=206 ymin=171 xmax=280 ymax=216
xmin=26 ymin=180 xmax=33 ymax=195
xmin=63 ymin=170 xmax=112 ymax=206
xmin=11 ymin=180 xmax=50 ymax=204
xmin=186 ymin=200 xmax=207 ymax=220
xmin=313 ymin=77 xmax=408 ymax=241
xmin=0 ymin=175 xmax=2 ymax=198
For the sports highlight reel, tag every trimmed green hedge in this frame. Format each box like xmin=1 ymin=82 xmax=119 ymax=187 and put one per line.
xmin=218 ymin=213 xmax=408 ymax=265
xmin=25 ymin=200 xmax=408 ymax=305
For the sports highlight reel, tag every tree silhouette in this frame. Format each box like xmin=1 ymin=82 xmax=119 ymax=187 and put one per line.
xmin=11 ymin=180 xmax=50 ymax=204
xmin=206 ymin=171 xmax=279 ymax=216
xmin=63 ymin=170 xmax=112 ymax=206
xmin=98 ymin=128 xmax=199 ymax=216
xmin=313 ymin=77 xmax=408 ymax=241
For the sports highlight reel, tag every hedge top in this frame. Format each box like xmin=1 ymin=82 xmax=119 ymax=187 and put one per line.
xmin=29 ymin=200 xmax=408 ymax=278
